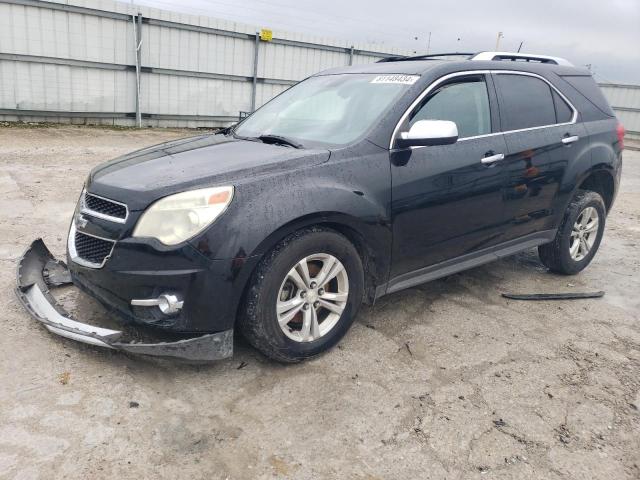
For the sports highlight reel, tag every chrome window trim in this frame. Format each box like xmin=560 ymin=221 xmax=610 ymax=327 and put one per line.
xmin=81 ymin=190 xmax=129 ymax=224
xmin=67 ymin=222 xmax=116 ymax=269
xmin=390 ymin=69 xmax=578 ymax=149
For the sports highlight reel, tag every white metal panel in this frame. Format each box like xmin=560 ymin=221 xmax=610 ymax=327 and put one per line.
xmin=1 ymin=0 xmax=411 ymax=127
xmin=0 ymin=59 xmax=15 ymax=107
xmin=0 ymin=59 xmax=135 ymax=113
xmin=599 ymin=83 xmax=640 ymax=133
xmin=600 ymin=84 xmax=640 ymax=109
xmin=0 ymin=3 xmax=134 ymax=65
xmin=142 ymin=72 xmax=251 ymax=118
xmin=142 ymin=24 xmax=254 ymax=77
xmin=614 ymin=110 xmax=640 ymax=133
xmin=260 ymin=42 xmax=351 ymax=81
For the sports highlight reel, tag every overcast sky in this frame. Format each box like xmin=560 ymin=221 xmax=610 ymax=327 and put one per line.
xmin=128 ymin=0 xmax=640 ymax=84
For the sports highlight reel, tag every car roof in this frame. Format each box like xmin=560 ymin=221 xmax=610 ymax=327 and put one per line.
xmin=317 ymin=60 xmax=449 ymax=76
xmin=316 ymin=59 xmax=590 ymax=77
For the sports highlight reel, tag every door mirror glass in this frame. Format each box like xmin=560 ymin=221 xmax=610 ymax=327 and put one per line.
xmin=397 ymin=120 xmax=458 ymax=148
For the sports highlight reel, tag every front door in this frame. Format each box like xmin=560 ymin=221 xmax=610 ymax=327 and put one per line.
xmin=390 ymin=73 xmax=508 ymax=278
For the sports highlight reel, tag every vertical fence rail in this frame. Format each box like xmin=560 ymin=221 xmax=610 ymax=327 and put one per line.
xmin=133 ymin=13 xmax=143 ymax=127
xmin=251 ymin=32 xmax=260 ymax=112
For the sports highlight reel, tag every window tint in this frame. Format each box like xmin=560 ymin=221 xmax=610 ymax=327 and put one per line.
xmin=552 ymin=90 xmax=573 ymax=123
xmin=409 ymin=77 xmax=491 ymax=138
xmin=495 ymin=74 xmax=556 ymax=130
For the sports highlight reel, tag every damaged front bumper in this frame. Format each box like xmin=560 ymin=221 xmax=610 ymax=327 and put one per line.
xmin=15 ymin=239 xmax=233 ymax=361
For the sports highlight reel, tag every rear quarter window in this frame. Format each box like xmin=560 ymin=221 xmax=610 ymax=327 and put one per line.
xmin=495 ymin=74 xmax=556 ymax=131
xmin=552 ymin=90 xmax=574 ymax=123
xmin=560 ymin=75 xmax=615 ymax=117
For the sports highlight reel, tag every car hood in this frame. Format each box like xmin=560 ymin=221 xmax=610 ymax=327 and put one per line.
xmin=86 ymin=134 xmax=330 ymax=210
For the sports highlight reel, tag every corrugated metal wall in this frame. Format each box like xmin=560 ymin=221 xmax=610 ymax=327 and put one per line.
xmin=599 ymin=83 xmax=640 ymax=139
xmin=0 ymin=0 xmax=136 ymax=122
xmin=3 ymin=0 xmax=638 ymax=132
xmin=0 ymin=0 xmax=410 ymax=127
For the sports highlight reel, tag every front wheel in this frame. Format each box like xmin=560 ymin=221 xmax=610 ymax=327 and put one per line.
xmin=239 ymin=228 xmax=364 ymax=363
xmin=538 ymin=190 xmax=606 ymax=275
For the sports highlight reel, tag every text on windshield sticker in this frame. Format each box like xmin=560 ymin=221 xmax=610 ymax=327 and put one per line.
xmin=370 ymin=75 xmax=419 ymax=85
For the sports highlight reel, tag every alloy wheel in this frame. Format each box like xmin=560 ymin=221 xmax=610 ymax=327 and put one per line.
xmin=569 ymin=206 xmax=599 ymax=261
xmin=276 ymin=253 xmax=349 ymax=342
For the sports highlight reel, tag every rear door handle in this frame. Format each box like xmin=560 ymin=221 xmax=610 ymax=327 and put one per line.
xmin=562 ymin=135 xmax=579 ymax=145
xmin=481 ymin=153 xmax=505 ymax=165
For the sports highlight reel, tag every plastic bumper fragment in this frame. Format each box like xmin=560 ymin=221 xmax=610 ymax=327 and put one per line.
xmin=15 ymin=239 xmax=233 ymax=362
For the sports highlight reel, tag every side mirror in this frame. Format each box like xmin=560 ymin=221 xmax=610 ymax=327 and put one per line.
xmin=396 ymin=120 xmax=458 ymax=148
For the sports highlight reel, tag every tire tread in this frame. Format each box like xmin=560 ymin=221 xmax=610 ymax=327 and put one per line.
xmin=538 ymin=189 xmax=606 ymax=275
xmin=239 ymin=227 xmax=362 ymax=363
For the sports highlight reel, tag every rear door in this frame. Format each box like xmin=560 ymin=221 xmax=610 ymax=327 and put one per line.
xmin=492 ymin=72 xmax=587 ymax=240
xmin=390 ymin=73 xmax=508 ymax=277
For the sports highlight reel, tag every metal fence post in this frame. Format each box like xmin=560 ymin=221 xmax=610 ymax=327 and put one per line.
xmin=133 ymin=13 xmax=143 ymax=127
xmin=349 ymin=46 xmax=354 ymax=66
xmin=250 ymin=32 xmax=260 ymax=112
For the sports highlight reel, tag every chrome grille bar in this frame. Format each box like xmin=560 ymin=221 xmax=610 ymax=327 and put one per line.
xmin=80 ymin=189 xmax=129 ymax=224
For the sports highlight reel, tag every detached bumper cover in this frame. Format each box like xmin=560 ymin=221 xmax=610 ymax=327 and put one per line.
xmin=15 ymin=239 xmax=233 ymax=361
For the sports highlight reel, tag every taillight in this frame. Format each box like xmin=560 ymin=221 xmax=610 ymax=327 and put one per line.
xmin=617 ymin=122 xmax=625 ymax=150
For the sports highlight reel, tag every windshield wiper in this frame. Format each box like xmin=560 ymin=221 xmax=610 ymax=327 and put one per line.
xmin=257 ymin=134 xmax=303 ymax=149
xmin=215 ymin=125 xmax=234 ymax=135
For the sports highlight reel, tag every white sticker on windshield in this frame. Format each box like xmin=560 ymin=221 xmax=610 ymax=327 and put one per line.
xmin=370 ymin=75 xmax=419 ymax=85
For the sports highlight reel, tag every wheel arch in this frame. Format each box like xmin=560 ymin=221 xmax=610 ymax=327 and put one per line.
xmin=229 ymin=212 xmax=390 ymax=329
xmin=576 ymin=168 xmax=616 ymax=212
xmin=252 ymin=212 xmax=389 ymax=303
xmin=553 ymin=164 xmax=616 ymax=235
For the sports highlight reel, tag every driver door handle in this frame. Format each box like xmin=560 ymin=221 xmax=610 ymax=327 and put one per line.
xmin=562 ymin=135 xmax=579 ymax=145
xmin=481 ymin=153 xmax=505 ymax=165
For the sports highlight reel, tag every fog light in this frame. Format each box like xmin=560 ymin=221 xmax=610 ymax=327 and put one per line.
xmin=131 ymin=293 xmax=184 ymax=315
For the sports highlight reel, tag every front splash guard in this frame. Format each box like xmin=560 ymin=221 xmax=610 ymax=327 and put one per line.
xmin=15 ymin=239 xmax=233 ymax=362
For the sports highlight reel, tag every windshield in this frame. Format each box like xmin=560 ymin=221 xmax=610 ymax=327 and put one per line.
xmin=234 ymin=74 xmax=419 ymax=148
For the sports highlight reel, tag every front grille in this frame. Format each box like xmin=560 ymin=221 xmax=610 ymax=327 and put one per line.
xmin=74 ymin=231 xmax=115 ymax=266
xmin=83 ymin=192 xmax=127 ymax=221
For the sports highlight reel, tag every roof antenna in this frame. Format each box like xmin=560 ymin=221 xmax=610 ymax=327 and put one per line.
xmin=517 ymin=41 xmax=524 ymax=52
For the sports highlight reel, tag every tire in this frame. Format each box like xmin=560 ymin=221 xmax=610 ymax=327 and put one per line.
xmin=538 ymin=189 xmax=606 ymax=275
xmin=239 ymin=227 xmax=364 ymax=363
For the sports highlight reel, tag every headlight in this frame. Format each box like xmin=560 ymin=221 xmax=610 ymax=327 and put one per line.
xmin=133 ymin=186 xmax=234 ymax=245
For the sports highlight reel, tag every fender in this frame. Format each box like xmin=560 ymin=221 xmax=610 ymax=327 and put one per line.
xmin=189 ymin=142 xmax=393 ymax=319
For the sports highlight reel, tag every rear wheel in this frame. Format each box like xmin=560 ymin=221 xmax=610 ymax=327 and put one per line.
xmin=240 ymin=228 xmax=364 ymax=363
xmin=538 ymin=190 xmax=606 ymax=275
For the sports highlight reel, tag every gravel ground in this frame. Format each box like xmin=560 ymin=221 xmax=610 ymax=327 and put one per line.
xmin=1 ymin=125 xmax=639 ymax=480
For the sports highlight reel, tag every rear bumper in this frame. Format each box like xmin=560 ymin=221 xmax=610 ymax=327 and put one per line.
xmin=16 ymin=239 xmax=233 ymax=361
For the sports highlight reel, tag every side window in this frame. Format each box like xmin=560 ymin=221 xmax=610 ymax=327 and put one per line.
xmin=495 ymin=74 xmax=556 ymax=130
xmin=408 ymin=76 xmax=491 ymax=138
xmin=552 ymin=90 xmax=573 ymax=123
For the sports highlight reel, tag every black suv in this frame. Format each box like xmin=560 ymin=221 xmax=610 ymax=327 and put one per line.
xmin=17 ymin=52 xmax=624 ymax=363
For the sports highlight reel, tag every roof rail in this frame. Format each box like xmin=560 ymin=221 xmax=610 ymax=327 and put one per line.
xmin=377 ymin=53 xmax=475 ymax=63
xmin=470 ymin=51 xmax=573 ymax=66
